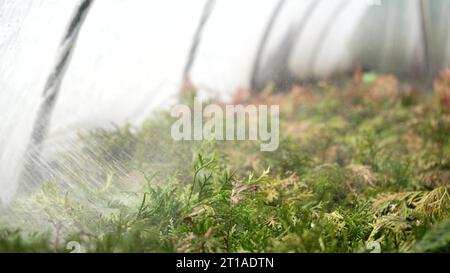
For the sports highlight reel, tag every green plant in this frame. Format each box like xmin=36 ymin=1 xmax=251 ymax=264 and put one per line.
xmin=2 ymin=74 xmax=450 ymax=253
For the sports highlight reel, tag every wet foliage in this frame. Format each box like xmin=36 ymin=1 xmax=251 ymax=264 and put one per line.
xmin=1 ymin=71 xmax=450 ymax=253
